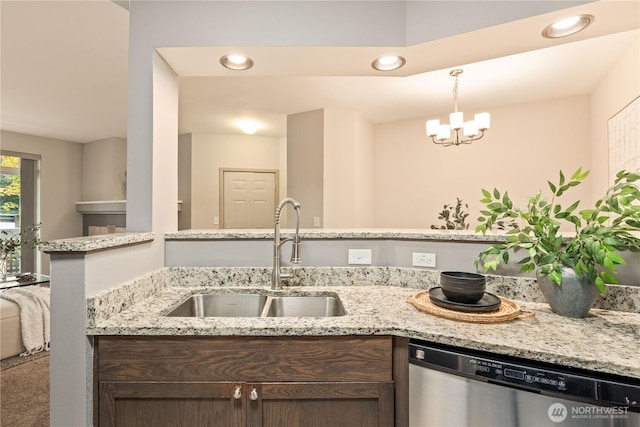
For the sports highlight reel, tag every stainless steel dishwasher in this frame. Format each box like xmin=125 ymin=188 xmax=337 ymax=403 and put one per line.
xmin=409 ymin=339 xmax=640 ymax=427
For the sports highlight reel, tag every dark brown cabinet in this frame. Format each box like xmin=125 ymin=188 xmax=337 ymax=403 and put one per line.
xmin=99 ymin=382 xmax=246 ymax=426
xmin=248 ymin=381 xmax=394 ymax=426
xmin=95 ymin=335 xmax=408 ymax=427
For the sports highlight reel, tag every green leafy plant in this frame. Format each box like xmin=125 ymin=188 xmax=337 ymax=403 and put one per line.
xmin=0 ymin=223 xmax=41 ymax=256
xmin=431 ymin=198 xmax=470 ymax=230
xmin=475 ymin=168 xmax=640 ymax=293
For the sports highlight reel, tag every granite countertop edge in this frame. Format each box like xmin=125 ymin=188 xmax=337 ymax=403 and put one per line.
xmin=41 ymin=232 xmax=155 ymax=253
xmin=164 ymin=228 xmax=508 ymax=242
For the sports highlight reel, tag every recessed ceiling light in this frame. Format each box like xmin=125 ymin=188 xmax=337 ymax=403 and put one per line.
xmin=371 ymin=55 xmax=406 ymax=71
xmin=542 ymin=14 xmax=593 ymax=38
xmin=220 ymin=54 xmax=254 ymax=70
xmin=238 ymin=120 xmax=260 ymax=134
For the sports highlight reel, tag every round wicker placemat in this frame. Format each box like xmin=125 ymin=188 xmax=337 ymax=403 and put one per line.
xmin=407 ymin=290 xmax=535 ymax=323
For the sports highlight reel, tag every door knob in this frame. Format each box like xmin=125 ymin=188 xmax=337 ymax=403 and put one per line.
xmin=233 ymin=386 xmax=242 ymax=400
xmin=250 ymin=388 xmax=259 ymax=401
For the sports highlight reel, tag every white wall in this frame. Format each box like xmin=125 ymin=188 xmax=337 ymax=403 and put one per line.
xmin=178 ymin=133 xmax=192 ymax=230
xmin=589 ymin=31 xmax=640 ymax=286
xmin=128 ymin=0 xmax=564 ymax=234
xmin=373 ymin=95 xmax=592 ymax=229
xmin=151 ymin=52 xmax=179 ymax=236
xmin=187 ymin=133 xmax=284 ymax=229
xmin=287 ymin=109 xmax=376 ymax=229
xmin=354 ymin=114 xmax=375 ymax=227
xmin=0 ymin=130 xmax=83 ymax=274
xmin=125 ymin=0 xmax=410 ymax=234
xmin=49 ymin=50 xmax=178 ymax=427
xmin=288 ymin=110 xmax=324 ymax=228
xmin=81 ymin=137 xmax=127 ymax=201
xmin=590 ymin=31 xmax=640 ymax=195
xmin=49 ymin=241 xmax=157 ymax=426
xmin=324 ymin=109 xmax=375 ymax=228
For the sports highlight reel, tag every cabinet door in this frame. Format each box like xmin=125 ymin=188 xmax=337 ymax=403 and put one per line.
xmin=248 ymin=382 xmax=395 ymax=427
xmin=98 ymin=382 xmax=246 ymax=427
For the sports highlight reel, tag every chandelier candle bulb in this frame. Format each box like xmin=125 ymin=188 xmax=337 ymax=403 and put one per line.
xmin=475 ymin=112 xmax=490 ymax=130
xmin=463 ymin=121 xmax=479 ymax=137
xmin=437 ymin=124 xmax=451 ymax=140
xmin=450 ymin=112 xmax=464 ymax=130
xmin=426 ymin=120 xmax=440 ymax=137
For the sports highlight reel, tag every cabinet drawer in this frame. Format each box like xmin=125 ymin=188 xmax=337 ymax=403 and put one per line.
xmin=97 ymin=336 xmax=393 ymax=382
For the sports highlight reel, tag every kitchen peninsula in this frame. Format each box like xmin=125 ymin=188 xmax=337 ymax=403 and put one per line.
xmin=44 ymin=229 xmax=640 ymax=426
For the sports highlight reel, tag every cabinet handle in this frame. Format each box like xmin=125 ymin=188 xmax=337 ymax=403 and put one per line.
xmin=250 ymin=388 xmax=259 ymax=401
xmin=233 ymin=386 xmax=242 ymax=400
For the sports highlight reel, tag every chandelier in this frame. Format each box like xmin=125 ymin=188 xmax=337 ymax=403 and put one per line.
xmin=426 ymin=69 xmax=490 ymax=147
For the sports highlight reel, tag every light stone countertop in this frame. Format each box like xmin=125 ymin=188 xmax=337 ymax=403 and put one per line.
xmin=164 ymin=228 xmax=508 ymax=242
xmin=40 ymin=232 xmax=154 ymax=253
xmin=40 ymin=228 xmax=502 ymax=254
xmin=87 ymin=267 xmax=640 ymax=380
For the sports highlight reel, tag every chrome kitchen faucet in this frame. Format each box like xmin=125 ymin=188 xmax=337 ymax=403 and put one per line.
xmin=272 ymin=197 xmax=302 ymax=290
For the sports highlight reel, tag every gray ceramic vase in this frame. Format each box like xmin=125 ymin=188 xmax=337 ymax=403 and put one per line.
xmin=536 ymin=267 xmax=600 ymax=318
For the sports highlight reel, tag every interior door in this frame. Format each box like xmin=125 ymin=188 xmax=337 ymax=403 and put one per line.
xmin=221 ymin=170 xmax=277 ymax=229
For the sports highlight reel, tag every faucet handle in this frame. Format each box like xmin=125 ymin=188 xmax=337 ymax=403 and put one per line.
xmin=290 ymin=239 xmax=302 ymax=264
xmin=280 ymin=271 xmax=292 ymax=281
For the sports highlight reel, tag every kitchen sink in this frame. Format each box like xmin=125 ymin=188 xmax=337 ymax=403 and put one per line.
xmin=166 ymin=293 xmax=345 ymax=318
xmin=167 ymin=294 xmax=268 ymax=317
xmin=263 ymin=296 xmax=345 ymax=317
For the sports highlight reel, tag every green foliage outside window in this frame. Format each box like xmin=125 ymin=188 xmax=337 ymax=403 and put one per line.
xmin=1 ymin=156 xmax=20 ymax=214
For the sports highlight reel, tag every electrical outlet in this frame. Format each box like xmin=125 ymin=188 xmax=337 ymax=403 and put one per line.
xmin=413 ymin=252 xmax=436 ymax=268
xmin=313 ymin=217 xmax=321 ymax=227
xmin=348 ymin=249 xmax=372 ymax=265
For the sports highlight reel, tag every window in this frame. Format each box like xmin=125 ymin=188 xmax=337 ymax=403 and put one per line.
xmin=1 ymin=153 xmax=40 ymax=274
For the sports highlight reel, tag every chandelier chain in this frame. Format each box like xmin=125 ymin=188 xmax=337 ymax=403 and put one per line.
xmin=452 ymin=75 xmax=459 ymax=113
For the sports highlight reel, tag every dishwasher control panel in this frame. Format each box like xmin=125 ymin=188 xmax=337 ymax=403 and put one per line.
xmin=468 ymin=355 xmax=597 ymax=397
xmin=410 ymin=340 xmax=640 ymax=411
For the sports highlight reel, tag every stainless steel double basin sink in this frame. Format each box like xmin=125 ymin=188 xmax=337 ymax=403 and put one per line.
xmin=166 ymin=292 xmax=346 ymax=318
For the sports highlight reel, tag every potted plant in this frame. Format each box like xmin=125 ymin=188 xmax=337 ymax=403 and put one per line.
xmin=474 ymin=168 xmax=640 ymax=317
xmin=0 ymin=223 xmax=41 ymax=281
xmin=431 ymin=197 xmax=470 ymax=230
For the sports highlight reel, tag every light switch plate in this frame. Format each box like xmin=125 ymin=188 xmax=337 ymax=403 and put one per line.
xmin=348 ymin=249 xmax=372 ymax=265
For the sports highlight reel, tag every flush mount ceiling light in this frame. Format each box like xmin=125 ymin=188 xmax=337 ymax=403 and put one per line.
xmin=238 ymin=120 xmax=261 ymax=135
xmin=220 ymin=54 xmax=254 ymax=70
xmin=426 ymin=69 xmax=490 ymax=147
xmin=371 ymin=55 xmax=406 ymax=71
xmin=542 ymin=14 xmax=593 ymax=38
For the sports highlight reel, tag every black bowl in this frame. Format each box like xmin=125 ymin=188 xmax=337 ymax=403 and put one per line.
xmin=440 ymin=271 xmax=486 ymax=304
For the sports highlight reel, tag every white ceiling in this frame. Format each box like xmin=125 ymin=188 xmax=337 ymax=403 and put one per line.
xmin=1 ymin=1 xmax=638 ymax=143
xmin=1 ymin=0 xmax=129 ymax=143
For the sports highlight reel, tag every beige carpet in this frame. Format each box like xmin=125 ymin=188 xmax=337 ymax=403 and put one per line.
xmin=0 ymin=353 xmax=49 ymax=427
